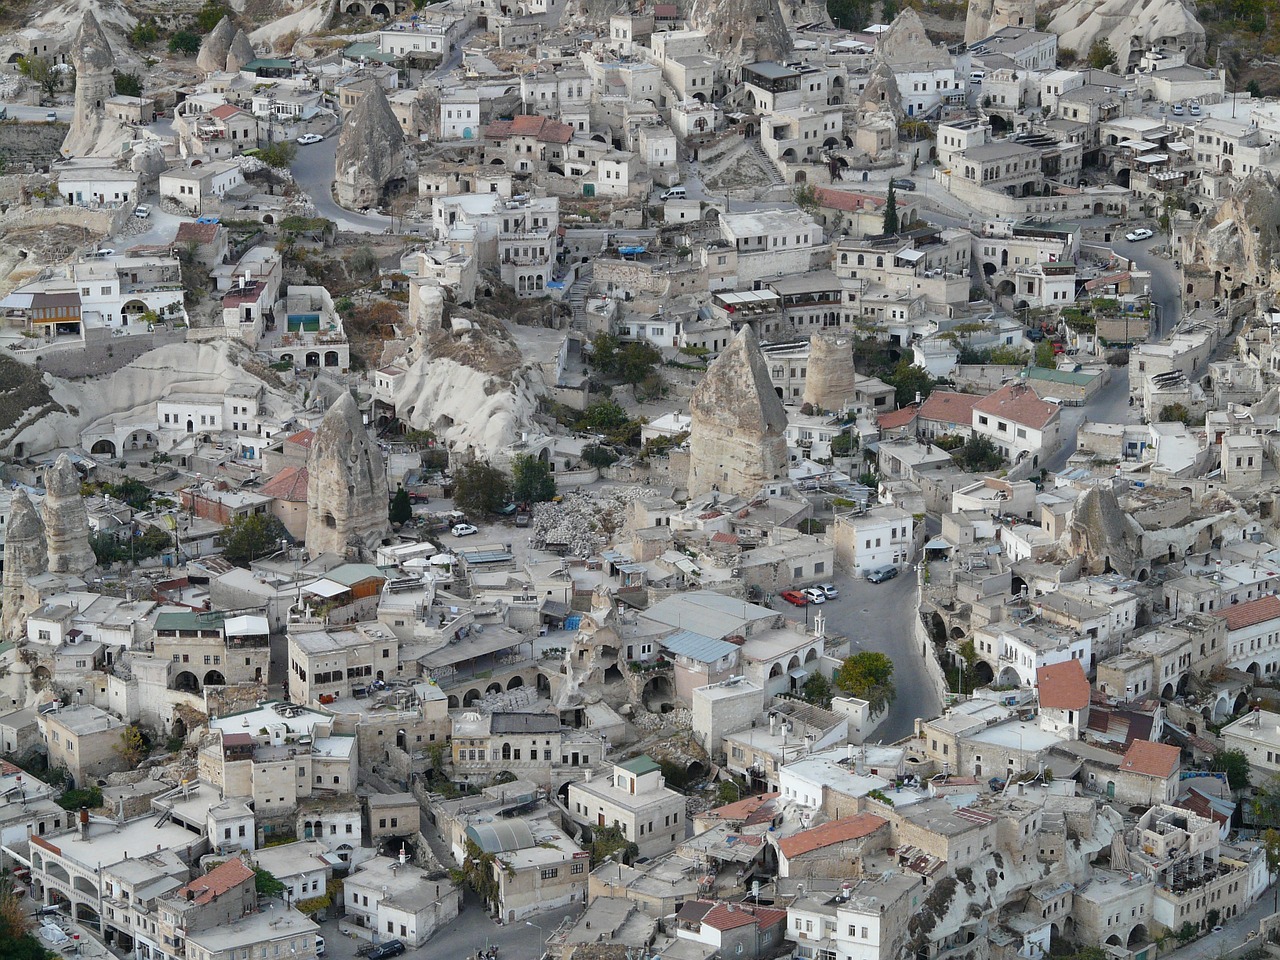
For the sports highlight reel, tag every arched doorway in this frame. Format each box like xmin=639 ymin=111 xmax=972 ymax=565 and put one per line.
xmin=90 ymin=439 xmax=117 ymax=457
xmin=204 ymin=670 xmax=226 ymax=687
xmin=642 ymin=674 xmax=674 ymax=713
xmin=507 ymin=675 xmax=524 ymax=690
xmin=174 ymin=671 xmax=201 ymax=693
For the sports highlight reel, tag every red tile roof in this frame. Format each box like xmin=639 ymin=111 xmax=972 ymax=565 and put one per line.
xmin=919 ymin=390 xmax=983 ymax=426
xmin=261 ymin=465 xmax=309 ymax=502
xmin=702 ymin=791 xmax=778 ymax=822
xmin=1215 ymin=594 xmax=1280 ymax=633
xmin=178 ymin=858 xmax=254 ymax=905
xmin=485 ymin=114 xmax=574 ymax=144
xmin=815 ymin=187 xmax=893 ymax=213
xmin=1119 ymin=740 xmax=1180 ymax=779
xmin=285 ymin=429 xmax=315 ymax=449
xmin=972 ymin=381 xmax=1060 ymax=431
xmin=877 ymin=404 xmax=919 ymax=430
xmin=697 ymin=901 xmax=789 ymax=932
xmin=174 ymin=221 xmax=221 ymax=245
xmin=710 ymin=532 xmax=740 ymax=545
xmin=776 ymin=813 xmax=887 ymax=859
xmin=209 ymin=104 xmax=247 ymax=120
xmin=1036 ymin=659 xmax=1090 ymax=711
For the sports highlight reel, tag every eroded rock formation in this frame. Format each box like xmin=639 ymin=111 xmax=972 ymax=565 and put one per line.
xmin=226 ymin=30 xmax=257 ymax=73
xmin=62 ymin=11 xmax=130 ymax=158
xmin=965 ymin=0 xmax=1035 ymax=44
xmin=1047 ymin=0 xmax=1204 ymax=71
xmin=335 ymin=86 xmax=406 ymax=209
xmin=304 ymin=392 xmax=389 ymax=558
xmin=1184 ymin=170 xmax=1280 ymax=304
xmin=42 ymin=454 xmax=95 ymax=576
xmin=1066 ymin=485 xmax=1144 ymax=577
xmin=688 ymin=0 xmax=792 ymax=66
xmin=803 ymin=334 xmax=858 ymax=413
xmin=2 ymin=490 xmax=47 ymax=640
xmin=688 ymin=325 xmax=789 ymax=499
xmin=196 ymin=17 xmax=236 ymax=74
xmin=874 ymin=8 xmax=950 ymax=70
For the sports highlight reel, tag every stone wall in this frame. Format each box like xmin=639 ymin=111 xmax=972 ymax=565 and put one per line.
xmin=0 ymin=202 xmax=128 ymax=238
xmin=0 ymin=122 xmax=67 ymax=167
xmin=25 ymin=326 xmax=188 ymax=379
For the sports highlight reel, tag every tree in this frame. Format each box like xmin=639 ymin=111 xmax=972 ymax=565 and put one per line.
xmin=883 ymin=180 xmax=899 ymax=236
xmin=1249 ymin=80 xmax=1263 ymax=98
xmin=258 ymin=141 xmax=297 ymax=169
xmin=715 ymin=779 xmax=747 ymax=805
xmin=578 ymin=400 xmax=631 ymax=433
xmin=834 ymin=651 xmax=896 ymax=715
xmin=793 ymin=182 xmax=818 ymax=213
xmin=1209 ymin=748 xmax=1252 ymax=793
xmin=589 ymin=824 xmax=639 ymax=866
xmin=616 ymin=342 xmax=661 ymax=386
xmin=220 ymin=513 xmax=289 ymax=567
xmin=1034 ymin=340 xmax=1056 ymax=368
xmin=802 ymin=671 xmax=833 ymax=708
xmin=56 ymin=786 xmax=103 ymax=810
xmin=105 ymin=477 xmax=153 ymax=509
xmin=130 ymin=19 xmax=160 ymax=48
xmin=452 ymin=462 xmax=510 ymax=517
xmin=953 ymin=435 xmax=1004 ymax=472
xmin=196 ymin=1 xmax=233 ymax=31
xmin=886 ymin=358 xmax=934 ymax=408
xmin=881 ymin=0 xmax=898 ymax=19
xmin=119 ymin=725 xmax=147 ymax=766
xmin=389 ymin=488 xmax=413 ymax=525
xmin=511 ymin=454 xmax=556 ymax=504
xmin=168 ymin=31 xmax=202 ymax=55
xmin=827 ymin=0 xmax=872 ymax=30
xmin=254 ymin=866 xmax=286 ymax=898
xmin=0 ymin=873 xmax=49 ymax=960
xmin=581 ymin=444 xmax=619 ymax=469
xmin=1087 ymin=39 xmax=1117 ymax=69
xmin=589 ymin=331 xmax=621 ymax=374
xmin=1174 ymin=921 xmax=1197 ymax=944
xmin=1158 ymin=402 xmax=1192 ymax=424
xmin=347 ymin=245 xmax=379 ymax=279
xmin=115 ymin=71 xmax=143 ymax=97
xmin=1265 ymin=828 xmax=1280 ymax=911
xmin=19 ymin=55 xmax=62 ymax=103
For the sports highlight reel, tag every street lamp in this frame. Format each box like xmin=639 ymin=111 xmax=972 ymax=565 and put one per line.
xmin=525 ymin=921 xmax=546 ymax=960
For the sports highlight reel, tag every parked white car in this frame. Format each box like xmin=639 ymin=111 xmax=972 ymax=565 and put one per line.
xmin=296 ymin=133 xmax=324 ymax=145
xmin=1125 ymin=228 xmax=1154 ymax=242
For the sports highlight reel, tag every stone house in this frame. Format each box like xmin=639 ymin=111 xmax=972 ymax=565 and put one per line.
xmin=567 ymin=756 xmax=687 ymax=861
xmin=344 ymin=855 xmax=461 ymax=945
xmin=38 ymin=703 xmax=128 ymax=784
xmin=675 ymin=901 xmax=789 ymax=959
xmin=774 ymin=813 xmax=890 ymax=879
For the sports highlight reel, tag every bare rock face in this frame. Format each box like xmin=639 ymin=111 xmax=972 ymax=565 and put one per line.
xmin=62 ymin=11 xmax=128 ymax=159
xmin=305 ymin=392 xmax=389 ymax=558
xmin=1186 ymin=170 xmax=1280 ymax=296
xmin=964 ymin=0 xmax=1035 ymax=44
xmin=226 ymin=30 xmax=257 ymax=74
xmin=1066 ymin=485 xmax=1142 ymax=577
xmin=688 ymin=0 xmax=792 ymax=65
xmin=2 ymin=490 xmax=47 ymax=640
xmin=803 ymin=334 xmax=857 ymax=412
xmin=42 ymin=454 xmax=95 ymax=576
xmin=688 ymin=325 xmax=789 ymax=499
xmin=197 ymin=16 xmax=236 ymax=74
xmin=335 ymin=86 xmax=406 ymax=209
xmin=1048 ymin=0 xmax=1204 ymax=70
xmin=874 ymin=8 xmax=950 ymax=70
xmin=858 ymin=61 xmax=903 ymax=117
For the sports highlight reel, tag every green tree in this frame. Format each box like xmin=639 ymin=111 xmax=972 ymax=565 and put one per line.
xmin=168 ymin=31 xmax=202 ymax=55
xmin=1249 ymin=80 xmax=1263 ymax=98
xmin=581 ymin=444 xmax=619 ymax=469
xmin=56 ymin=786 xmax=104 ymax=810
xmin=578 ymin=400 xmax=631 ymax=433
xmin=258 ymin=140 xmax=297 ymax=169
xmin=886 ymin=358 xmax=934 ymax=408
xmin=802 ymin=671 xmax=833 ymax=708
xmin=452 ymin=462 xmax=511 ymax=517
xmin=118 ymin=725 xmax=147 ymax=766
xmin=616 ymin=342 xmax=661 ymax=385
xmin=883 ymin=179 xmax=899 ymax=235
xmin=0 ymin=873 xmax=49 ymax=960
xmin=1158 ymin=402 xmax=1192 ymax=424
xmin=1087 ymin=39 xmax=1117 ymax=69
xmin=589 ymin=331 xmax=621 ymax=374
xmin=254 ymin=866 xmax=286 ymax=898
xmin=1210 ymin=748 xmax=1252 ymax=793
xmin=105 ymin=477 xmax=154 ymax=510
xmin=115 ymin=71 xmax=143 ymax=97
xmin=881 ymin=0 xmax=898 ymax=19
xmin=511 ymin=454 xmax=556 ymax=504
xmin=1034 ymin=340 xmax=1056 ymax=368
xmin=834 ymin=651 xmax=896 ymax=714
xmin=130 ymin=19 xmax=160 ymax=48
xmin=1174 ymin=921 xmax=1196 ymax=944
xmin=220 ymin=513 xmax=289 ymax=567
xmin=19 ymin=55 xmax=62 ymax=103
xmin=827 ymin=0 xmax=872 ymax=30
xmin=954 ymin=435 xmax=1004 ymax=472
xmin=1265 ymin=828 xmax=1280 ymax=911
xmin=348 ymin=245 xmax=379 ymax=278
xmin=793 ymin=182 xmax=818 ymax=213
xmin=589 ymin=824 xmax=639 ymax=866
xmin=389 ymin=488 xmax=413 ymax=525
xmin=715 ymin=778 xmax=747 ymax=805
xmin=196 ymin=1 xmax=233 ymax=32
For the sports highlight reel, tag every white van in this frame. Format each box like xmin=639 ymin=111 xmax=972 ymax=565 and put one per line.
xmin=315 ymin=936 xmax=326 ymax=957
xmin=661 ymin=185 xmax=686 ymax=200
xmin=969 ymin=70 xmax=985 ymax=85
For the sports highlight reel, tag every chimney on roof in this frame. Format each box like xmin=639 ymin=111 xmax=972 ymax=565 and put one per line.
xmin=79 ymin=807 xmax=89 ymax=841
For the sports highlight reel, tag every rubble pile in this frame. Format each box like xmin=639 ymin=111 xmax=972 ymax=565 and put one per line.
xmin=532 ymin=487 xmax=660 ymax=557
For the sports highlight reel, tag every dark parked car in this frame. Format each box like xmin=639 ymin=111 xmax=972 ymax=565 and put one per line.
xmin=1026 ymin=328 xmax=1045 ymax=342
xmin=367 ymin=941 xmax=406 ymax=960
xmin=866 ymin=565 xmax=899 ymax=584
xmin=891 ymin=178 xmax=916 ymax=191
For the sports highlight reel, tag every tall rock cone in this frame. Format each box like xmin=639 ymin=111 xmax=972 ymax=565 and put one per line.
xmin=62 ymin=10 xmax=128 ymax=158
xmin=803 ymin=334 xmax=857 ymax=413
xmin=688 ymin=325 xmax=789 ymax=499
xmin=2 ymin=490 xmax=47 ymax=640
xmin=226 ymin=30 xmax=257 ymax=73
xmin=305 ymin=392 xmax=390 ymax=558
xmin=42 ymin=454 xmax=96 ymax=576
xmin=197 ymin=16 xmax=236 ymax=74
xmin=335 ymin=86 xmax=406 ymax=209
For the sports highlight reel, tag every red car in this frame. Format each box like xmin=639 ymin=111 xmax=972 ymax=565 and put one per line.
xmin=781 ymin=590 xmax=808 ymax=607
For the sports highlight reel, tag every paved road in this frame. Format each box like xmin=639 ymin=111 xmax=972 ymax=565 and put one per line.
xmin=291 ymin=134 xmax=396 ymax=233
xmin=777 ymin=568 xmax=938 ymax=744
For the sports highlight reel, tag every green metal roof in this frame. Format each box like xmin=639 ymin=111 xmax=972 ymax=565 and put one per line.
xmin=155 ymin=611 xmax=227 ymax=631
xmin=619 ymin=755 xmax=661 ymax=776
xmin=246 ymin=58 xmax=293 ymax=69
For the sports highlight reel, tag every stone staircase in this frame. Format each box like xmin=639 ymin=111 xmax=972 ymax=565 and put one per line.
xmin=748 ymin=140 xmax=787 ymax=187
xmin=566 ymin=265 xmax=593 ymax=334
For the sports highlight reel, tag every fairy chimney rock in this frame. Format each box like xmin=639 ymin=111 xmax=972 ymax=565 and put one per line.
xmin=875 ymin=8 xmax=950 ymax=70
xmin=2 ymin=490 xmax=47 ymax=640
xmin=305 ymin=392 xmax=390 ymax=559
xmin=42 ymin=455 xmax=96 ymax=576
xmin=62 ymin=11 xmax=123 ymax=158
xmin=197 ymin=17 xmax=236 ymax=74
xmin=803 ymin=334 xmax=857 ymax=413
xmin=226 ymin=30 xmax=257 ymax=74
xmin=335 ymin=86 xmax=406 ymax=209
xmin=688 ymin=325 xmax=789 ymax=499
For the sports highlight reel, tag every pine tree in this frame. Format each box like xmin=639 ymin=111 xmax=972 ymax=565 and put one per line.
xmin=884 ymin=180 xmax=899 ymax=235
